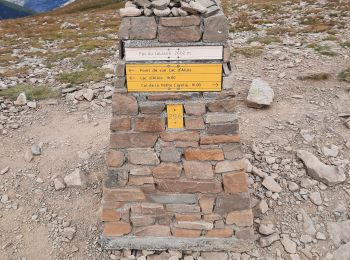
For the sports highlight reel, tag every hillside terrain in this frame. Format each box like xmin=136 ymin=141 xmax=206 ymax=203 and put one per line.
xmin=0 ymin=0 xmax=350 ymax=259
xmin=0 ymin=0 xmax=35 ymax=20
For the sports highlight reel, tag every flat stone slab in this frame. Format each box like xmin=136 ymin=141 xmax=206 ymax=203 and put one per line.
xmin=100 ymin=236 xmax=254 ymax=252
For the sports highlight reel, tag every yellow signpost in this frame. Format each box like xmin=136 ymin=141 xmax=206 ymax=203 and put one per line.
xmin=167 ymin=104 xmax=184 ymax=129
xmin=126 ymin=63 xmax=222 ymax=92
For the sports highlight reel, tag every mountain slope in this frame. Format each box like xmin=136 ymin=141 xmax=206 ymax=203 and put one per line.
xmin=24 ymin=0 xmax=71 ymax=12
xmin=0 ymin=0 xmax=35 ymax=20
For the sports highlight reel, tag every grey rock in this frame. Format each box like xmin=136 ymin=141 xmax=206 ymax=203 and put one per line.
xmin=257 ymin=199 xmax=269 ymax=214
xmin=201 ymin=252 xmax=228 ymax=260
xmin=288 ymin=181 xmax=299 ymax=191
xmin=178 ymin=8 xmax=188 ymax=16
xmin=128 ymin=148 xmax=160 ymax=165
xmin=300 ymin=209 xmax=316 ymax=235
xmin=27 ymin=101 xmax=37 ymax=108
xmin=54 ymin=177 xmax=66 ymax=190
xmin=135 ymin=0 xmax=152 ymax=8
xmin=152 ymin=0 xmax=169 ymax=10
xmin=281 ymin=235 xmax=297 ymax=254
xmin=333 ymin=242 xmax=350 ymax=260
xmin=64 ymin=169 xmax=86 ymax=187
xmin=285 ymin=254 xmax=301 ymax=260
xmin=205 ymin=112 xmax=238 ymax=124
xmin=247 ymin=78 xmax=274 ymax=108
xmin=120 ymin=7 xmax=142 ymax=17
xmin=0 ymin=166 xmax=9 ymax=175
xmin=148 ymin=194 xmax=197 ymax=204
xmin=62 ymin=227 xmax=76 ymax=240
xmin=258 ymin=223 xmax=275 ymax=235
xmin=309 ymin=191 xmax=322 ymax=205
xmin=14 ymin=92 xmax=27 ymax=106
xmin=322 ymin=144 xmax=339 ymax=157
xmin=259 ymin=233 xmax=280 ymax=247
xmin=83 ymin=89 xmax=94 ymax=101
xmin=153 ymin=7 xmax=171 ymax=17
xmin=316 ymin=232 xmax=326 ymax=240
xmin=24 ymin=151 xmax=34 ymax=162
xmin=262 ymin=176 xmax=282 ymax=193
xmin=296 ymin=150 xmax=346 ymax=186
xmin=31 ymin=144 xmax=41 ymax=156
xmin=189 ymin=1 xmax=207 ymax=13
xmin=328 ymin=220 xmax=350 ymax=246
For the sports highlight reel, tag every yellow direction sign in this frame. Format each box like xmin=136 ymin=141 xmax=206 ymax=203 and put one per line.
xmin=126 ymin=63 xmax=222 ymax=92
xmin=167 ymin=104 xmax=183 ymax=129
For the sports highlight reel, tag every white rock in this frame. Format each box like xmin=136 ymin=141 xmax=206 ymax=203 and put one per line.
xmin=259 ymin=223 xmax=275 ymax=235
xmin=288 ymin=181 xmax=299 ymax=191
xmin=309 ymin=191 xmax=322 ymax=205
xmin=0 ymin=166 xmax=9 ymax=175
xmin=120 ymin=7 xmax=142 ymax=17
xmin=83 ymin=89 xmax=94 ymax=101
xmin=14 ymin=92 xmax=27 ymax=106
xmin=296 ymin=150 xmax=346 ymax=186
xmin=257 ymin=199 xmax=269 ymax=214
xmin=259 ymin=233 xmax=280 ymax=247
xmin=322 ymin=144 xmax=339 ymax=157
xmin=300 ymin=209 xmax=316 ymax=235
xmin=24 ymin=151 xmax=34 ymax=162
xmin=281 ymin=235 xmax=297 ymax=254
xmin=64 ymin=169 xmax=86 ymax=187
xmin=316 ymin=232 xmax=326 ymax=240
xmin=27 ymin=101 xmax=37 ymax=108
xmin=247 ymin=78 xmax=274 ymax=108
xmin=153 ymin=7 xmax=171 ymax=16
xmin=333 ymin=242 xmax=350 ymax=260
xmin=262 ymin=176 xmax=282 ymax=193
xmin=31 ymin=144 xmax=41 ymax=156
xmin=285 ymin=254 xmax=301 ymax=260
xmin=328 ymin=220 xmax=350 ymax=246
xmin=54 ymin=177 xmax=66 ymax=190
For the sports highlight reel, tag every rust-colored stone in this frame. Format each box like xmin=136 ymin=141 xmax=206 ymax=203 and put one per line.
xmin=103 ymin=222 xmax=132 ymax=237
xmin=101 ymin=209 xmax=121 ymax=222
xmin=139 ymin=103 xmax=165 ymax=114
xmin=203 ymin=213 xmax=222 ymax=222
xmin=215 ymin=159 xmax=246 ymax=173
xmin=184 ymin=102 xmax=206 ymax=116
xmin=141 ymin=203 xmax=165 ymax=215
xmin=175 ymin=213 xmax=202 ymax=221
xmin=130 ymin=215 xmax=155 ymax=227
xmin=223 ymin=171 xmax=248 ymax=193
xmin=207 ymin=99 xmax=236 ymax=112
xmin=135 ymin=225 xmax=171 ymax=237
xmin=160 ymin=131 xmax=199 ymax=142
xmin=199 ymin=196 xmax=215 ymax=214
xmin=200 ymin=135 xmax=240 ymax=145
xmin=156 ymin=179 xmax=222 ymax=193
xmin=128 ymin=176 xmax=154 ymax=186
xmin=183 ymin=160 xmax=214 ymax=180
xmin=106 ymin=149 xmax=125 ymax=168
xmin=171 ymin=228 xmax=201 ymax=237
xmin=112 ymin=94 xmax=138 ymax=116
xmin=185 ymin=117 xmax=205 ymax=130
xmin=152 ymin=163 xmax=182 ymax=179
xmin=205 ymin=228 xmax=233 ymax=238
xmin=134 ymin=116 xmax=165 ymax=132
xmin=226 ymin=209 xmax=253 ymax=227
xmin=103 ymin=187 xmax=146 ymax=201
xmin=110 ymin=117 xmax=131 ymax=131
xmin=110 ymin=133 xmax=158 ymax=149
xmin=184 ymin=148 xmax=224 ymax=161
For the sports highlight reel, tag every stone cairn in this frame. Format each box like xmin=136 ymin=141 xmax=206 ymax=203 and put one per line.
xmin=100 ymin=0 xmax=254 ymax=251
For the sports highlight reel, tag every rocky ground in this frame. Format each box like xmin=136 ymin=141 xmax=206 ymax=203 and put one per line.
xmin=0 ymin=0 xmax=350 ymax=259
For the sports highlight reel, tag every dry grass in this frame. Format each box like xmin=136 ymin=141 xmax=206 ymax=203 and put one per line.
xmin=0 ymin=85 xmax=59 ymax=100
xmin=297 ymin=72 xmax=331 ymax=81
xmin=233 ymin=47 xmax=264 ymax=57
xmin=247 ymin=35 xmax=280 ymax=45
xmin=59 ymin=68 xmax=106 ymax=85
xmin=0 ymin=67 xmax=29 ymax=77
xmin=338 ymin=68 xmax=350 ymax=82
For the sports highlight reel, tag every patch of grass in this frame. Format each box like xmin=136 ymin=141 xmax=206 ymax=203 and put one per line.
xmin=58 ymin=68 xmax=106 ymax=85
xmin=297 ymin=72 xmax=331 ymax=80
xmin=46 ymin=51 xmax=80 ymax=65
xmin=303 ymin=24 xmax=332 ymax=33
xmin=338 ymin=68 xmax=350 ymax=82
xmin=230 ymin=12 xmax=255 ymax=32
xmin=322 ymin=35 xmax=338 ymax=41
xmin=314 ymin=45 xmax=337 ymax=56
xmin=233 ymin=47 xmax=263 ymax=58
xmin=0 ymin=54 xmax=18 ymax=65
xmin=73 ymin=52 xmax=107 ymax=69
xmin=0 ymin=67 xmax=29 ymax=77
xmin=266 ymin=26 xmax=297 ymax=36
xmin=308 ymin=43 xmax=337 ymax=56
xmin=78 ymin=39 xmax=114 ymax=52
xmin=247 ymin=35 xmax=281 ymax=45
xmin=340 ymin=41 xmax=350 ymax=48
xmin=0 ymin=85 xmax=59 ymax=101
